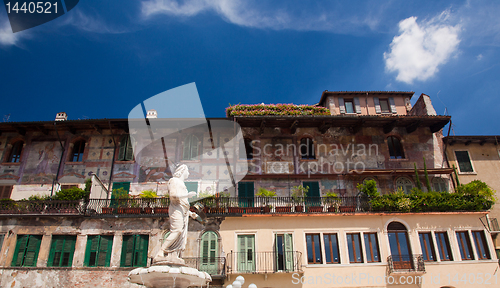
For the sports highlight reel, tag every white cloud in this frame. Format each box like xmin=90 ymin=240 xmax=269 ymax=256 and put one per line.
xmin=384 ymin=11 xmax=460 ymax=84
xmin=0 ymin=20 xmax=22 ymax=46
xmin=476 ymin=54 xmax=483 ymax=60
xmin=59 ymin=10 xmax=129 ymax=34
xmin=140 ymin=0 xmax=385 ymax=33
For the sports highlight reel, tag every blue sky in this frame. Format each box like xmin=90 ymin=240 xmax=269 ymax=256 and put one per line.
xmin=0 ymin=0 xmax=499 ymax=135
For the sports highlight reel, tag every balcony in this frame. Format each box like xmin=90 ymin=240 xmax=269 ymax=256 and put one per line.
xmin=184 ymin=257 xmax=226 ymax=277
xmin=0 ymin=199 xmax=82 ymax=216
xmin=387 ymin=254 xmax=425 ymax=274
xmin=226 ymin=251 xmax=302 ymax=274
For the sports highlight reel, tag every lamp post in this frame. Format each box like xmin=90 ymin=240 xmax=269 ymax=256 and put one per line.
xmin=226 ymin=276 xmax=256 ymax=288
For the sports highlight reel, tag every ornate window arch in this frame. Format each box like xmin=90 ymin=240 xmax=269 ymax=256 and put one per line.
xmin=396 ymin=177 xmax=413 ymax=194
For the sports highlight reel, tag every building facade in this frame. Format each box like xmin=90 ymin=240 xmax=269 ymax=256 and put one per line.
xmin=0 ymin=91 xmax=497 ymax=288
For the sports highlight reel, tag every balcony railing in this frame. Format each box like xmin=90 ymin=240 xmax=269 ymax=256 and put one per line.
xmin=387 ymin=254 xmax=425 ymax=274
xmin=184 ymin=257 xmax=225 ymax=276
xmin=0 ymin=199 xmax=83 ymax=215
xmin=227 ymin=251 xmax=302 ymax=274
xmin=0 ymin=196 xmax=369 ymax=216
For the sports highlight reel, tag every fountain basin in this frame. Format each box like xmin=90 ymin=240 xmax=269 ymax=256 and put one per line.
xmin=128 ymin=265 xmax=212 ymax=288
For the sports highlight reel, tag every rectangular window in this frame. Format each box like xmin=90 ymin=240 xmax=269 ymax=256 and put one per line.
xmin=0 ymin=186 xmax=13 ymax=199
xmin=11 ymin=234 xmax=42 ymax=267
xmin=323 ymin=234 xmax=340 ymax=264
xmin=456 ymin=231 xmax=474 ymax=260
xmin=379 ymin=99 xmax=390 ymax=113
xmin=85 ymin=235 xmax=113 ymax=267
xmin=346 ymin=233 xmax=363 ymax=263
xmin=419 ymin=232 xmax=436 ymax=261
xmin=48 ymin=235 xmax=77 ymax=267
xmin=455 ymin=151 xmax=474 ymax=173
xmin=435 ymin=232 xmax=452 ymax=261
xmin=344 ymin=99 xmax=354 ymax=113
xmin=363 ymin=233 xmax=380 ymax=262
xmin=306 ymin=234 xmax=322 ymax=264
xmin=121 ymin=235 xmax=149 ymax=267
xmin=472 ymin=231 xmax=491 ymax=260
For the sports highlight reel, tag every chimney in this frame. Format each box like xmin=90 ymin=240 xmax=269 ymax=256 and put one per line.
xmin=55 ymin=112 xmax=68 ymax=121
xmin=146 ymin=109 xmax=157 ymax=119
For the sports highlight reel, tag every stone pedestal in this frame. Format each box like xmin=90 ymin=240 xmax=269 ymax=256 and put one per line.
xmin=128 ymin=265 xmax=212 ymax=288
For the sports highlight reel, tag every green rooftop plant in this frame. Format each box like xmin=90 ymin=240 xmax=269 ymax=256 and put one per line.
xmin=226 ymin=104 xmax=330 ymax=117
xmin=356 ymin=179 xmax=379 ymax=198
xmin=139 ymin=190 xmax=158 ymax=199
xmin=53 ymin=187 xmax=89 ymax=201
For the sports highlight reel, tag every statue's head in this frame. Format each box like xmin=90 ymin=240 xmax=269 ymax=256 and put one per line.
xmin=173 ymin=164 xmax=189 ymax=179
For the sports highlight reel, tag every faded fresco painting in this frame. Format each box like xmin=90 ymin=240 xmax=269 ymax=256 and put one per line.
xmin=21 ymin=141 xmax=63 ymax=184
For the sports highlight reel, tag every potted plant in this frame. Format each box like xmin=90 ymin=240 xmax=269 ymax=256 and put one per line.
xmin=51 ymin=186 xmax=89 ymax=214
xmin=325 ymin=191 xmax=339 ymax=212
xmin=291 ymin=185 xmax=308 ymax=212
xmin=256 ymin=188 xmax=276 ymax=213
xmin=139 ymin=190 xmax=157 ymax=214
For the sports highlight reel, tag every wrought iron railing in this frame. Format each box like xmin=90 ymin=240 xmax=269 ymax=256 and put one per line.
xmin=226 ymin=251 xmax=302 ymax=274
xmin=387 ymin=254 xmax=425 ymax=274
xmin=0 ymin=196 xmax=369 ymax=216
xmin=184 ymin=257 xmax=226 ymax=276
xmin=0 ymin=199 xmax=83 ymax=215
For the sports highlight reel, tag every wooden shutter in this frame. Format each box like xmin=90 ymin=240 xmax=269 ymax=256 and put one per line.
xmin=238 ymin=235 xmax=255 ymax=272
xmin=84 ymin=235 xmax=99 ymax=266
xmin=304 ymin=181 xmax=320 ymax=207
xmin=388 ymin=97 xmax=397 ymax=114
xmin=11 ymin=235 xmax=29 ymax=267
xmin=125 ymin=136 xmax=134 ymax=161
xmin=338 ymin=98 xmax=345 ymax=114
xmin=374 ymin=97 xmax=381 ymax=114
xmin=284 ymin=233 xmax=293 ymax=271
xmin=21 ymin=235 xmax=42 ymax=267
xmin=200 ymin=231 xmax=218 ymax=273
xmin=135 ymin=235 xmax=149 ymax=267
xmin=0 ymin=186 xmax=12 ymax=199
xmin=99 ymin=236 xmax=113 ymax=266
xmin=49 ymin=236 xmax=76 ymax=267
xmin=121 ymin=235 xmax=134 ymax=267
xmin=353 ymin=97 xmax=362 ymax=114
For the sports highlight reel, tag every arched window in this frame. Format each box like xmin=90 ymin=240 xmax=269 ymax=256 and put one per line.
xmin=396 ymin=177 xmax=413 ymax=194
xmin=183 ymin=135 xmax=199 ymax=160
xmin=118 ymin=135 xmax=134 ymax=161
xmin=387 ymin=221 xmax=413 ymax=269
xmin=7 ymin=141 xmax=23 ymax=163
xmin=300 ymin=138 xmax=315 ymax=160
xmin=71 ymin=140 xmax=85 ymax=162
xmin=432 ymin=177 xmax=448 ymax=192
xmin=239 ymin=138 xmax=253 ymax=160
xmin=387 ymin=136 xmax=404 ymax=159
xmin=200 ymin=231 xmax=219 ymax=274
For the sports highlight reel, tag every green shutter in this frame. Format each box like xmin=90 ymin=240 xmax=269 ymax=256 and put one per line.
xmin=125 ymin=136 xmax=134 ymax=161
xmin=121 ymin=235 xmax=134 ymax=267
xmin=238 ymin=182 xmax=254 ymax=207
xmin=304 ymin=181 xmax=320 ymax=208
xmin=200 ymin=231 xmax=218 ymax=274
xmin=24 ymin=235 xmax=42 ymax=267
xmin=237 ymin=235 xmax=255 ymax=272
xmin=284 ymin=233 xmax=293 ymax=271
xmin=99 ymin=236 xmax=113 ymax=267
xmin=12 ymin=235 xmax=28 ymax=267
xmin=49 ymin=236 xmax=76 ymax=267
xmin=135 ymin=235 xmax=149 ymax=267
xmin=118 ymin=136 xmax=127 ymax=161
xmin=84 ymin=235 xmax=98 ymax=266
xmin=185 ymin=182 xmax=198 ymax=194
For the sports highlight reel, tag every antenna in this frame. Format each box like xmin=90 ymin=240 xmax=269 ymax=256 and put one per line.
xmin=3 ymin=114 xmax=10 ymax=122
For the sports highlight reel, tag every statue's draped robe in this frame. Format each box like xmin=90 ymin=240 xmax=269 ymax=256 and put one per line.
xmin=164 ymin=177 xmax=190 ymax=255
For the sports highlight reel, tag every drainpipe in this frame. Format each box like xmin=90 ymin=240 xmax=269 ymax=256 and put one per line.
xmin=52 ymin=121 xmax=66 ymax=197
xmin=443 ymin=120 xmax=455 ymax=191
xmin=107 ymin=121 xmax=117 ymax=199
xmin=365 ymin=92 xmax=369 ymax=116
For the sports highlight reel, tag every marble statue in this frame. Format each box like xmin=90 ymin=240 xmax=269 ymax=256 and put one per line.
xmin=153 ymin=164 xmax=204 ymax=265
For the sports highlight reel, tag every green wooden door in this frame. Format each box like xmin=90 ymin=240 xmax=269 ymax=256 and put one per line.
xmin=303 ymin=181 xmax=321 ymax=210
xmin=238 ymin=182 xmax=254 ymax=207
xmin=200 ymin=231 xmax=218 ymax=274
xmin=237 ymin=235 xmax=255 ymax=272
xmin=275 ymin=233 xmax=293 ymax=272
